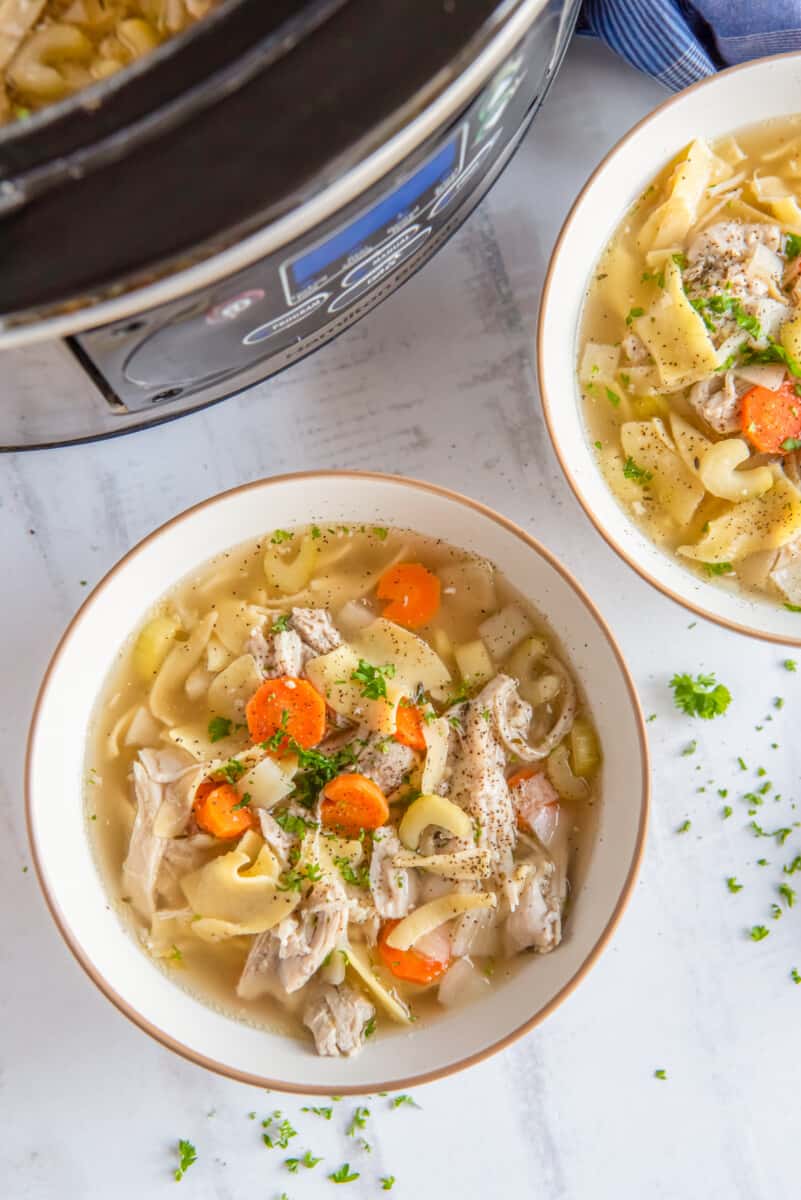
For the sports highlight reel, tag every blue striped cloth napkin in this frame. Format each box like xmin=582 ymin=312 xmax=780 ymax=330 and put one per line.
xmin=579 ymin=1 xmax=801 ymax=91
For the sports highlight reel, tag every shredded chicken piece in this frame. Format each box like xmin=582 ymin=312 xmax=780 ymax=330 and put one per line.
xmin=449 ymin=678 xmax=516 ymax=876
xmin=356 ymin=734 xmax=416 ymax=794
xmin=291 ymin=607 xmax=343 ymax=655
xmin=157 ymin=833 xmax=220 ymax=909
xmin=275 ymin=881 xmax=349 ymax=993
xmin=503 ymin=840 xmax=566 ymax=956
xmin=122 ymin=757 xmax=169 ymax=919
xmin=245 ymin=626 xmax=305 ymax=677
xmin=511 ymin=771 xmax=560 ymax=846
xmin=688 ymin=372 xmax=744 ymax=434
xmin=369 ymin=826 xmax=415 ymax=918
xmin=770 ymin=538 xmax=801 ymax=604
xmin=685 ymin=220 xmax=784 ymax=308
xmin=257 ymin=809 xmax=295 ymax=865
xmin=303 ymin=983 xmax=375 ymax=1057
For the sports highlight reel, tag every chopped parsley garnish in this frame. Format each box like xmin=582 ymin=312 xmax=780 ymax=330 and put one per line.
xmin=594 ymin=440 xmax=603 ymax=450
xmin=364 ymin=1015 xmax=377 ymax=1038
xmin=670 ymin=672 xmax=731 ymax=720
xmin=739 ymin=337 xmax=801 ymax=378
xmin=262 ymin=1116 xmax=297 ymax=1149
xmin=690 ymin=293 xmax=762 ymax=338
xmin=787 ymin=233 xmax=801 ymax=260
xmin=750 ymin=925 xmax=770 ymax=941
xmin=174 ymin=1139 xmax=197 ymax=1181
xmin=784 ymin=659 xmax=797 ymax=672
xmin=792 ymin=968 xmax=801 ymax=984
xmin=681 ymin=740 xmax=697 ymax=757
xmin=738 ymin=756 xmax=747 ymax=771
xmin=654 ymin=1069 xmax=667 ymax=1081
xmin=703 ymin=561 xmax=733 ymax=576
xmin=372 ymin=526 xmax=389 ymax=540
xmin=219 ymin=758 xmax=247 ymax=784
xmin=274 ymin=809 xmax=316 ymax=836
xmin=784 ymin=602 xmax=801 ymax=613
xmin=329 ymin=1164 xmax=360 ymax=1184
xmin=270 ymin=529 xmax=293 ymax=544
xmin=207 ymin=715 xmax=232 ymax=742
xmin=230 ymin=792 xmax=251 ymax=812
xmin=311 ymin=525 xmax=322 ymax=539
xmin=623 ymin=456 xmax=653 ymax=485
xmin=775 ymin=697 xmax=785 ymax=709
xmin=272 ymin=613 xmax=291 ymax=633
xmin=605 ymin=386 xmax=621 ymax=407
xmin=286 ymin=1150 xmax=321 ymax=1172
xmin=381 ymin=1177 xmax=396 ymax=1191
xmin=641 ymin=268 xmax=665 ymax=288
xmin=390 ymin=1094 xmax=419 ymax=1109
xmin=677 ymin=819 xmax=691 ymax=834
xmin=772 ymin=904 xmax=783 ymax=920
xmin=779 ymin=883 xmax=796 ymax=907
xmin=346 ymin=1107 xmax=370 ymax=1137
xmin=277 ymin=863 xmax=323 ymax=892
xmin=351 ymin=659 xmax=396 ymax=700
xmin=290 ymin=740 xmax=359 ymax=810
xmin=722 ymin=805 xmax=733 ymax=819
xmin=726 ymin=877 xmax=743 ymax=893
xmin=625 ymin=306 xmax=645 ymax=326
xmin=301 ymin=1106 xmax=333 ymax=1120
xmin=265 ymin=708 xmax=291 ymax=751
xmin=781 ymin=437 xmax=801 ymax=452
xmin=672 ymin=252 xmax=688 ymax=270
xmin=783 ymin=855 xmax=801 ymax=875
xmin=335 ymin=856 xmax=370 ymax=888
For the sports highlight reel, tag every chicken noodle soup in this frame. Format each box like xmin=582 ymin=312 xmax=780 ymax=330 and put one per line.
xmin=0 ymin=0 xmax=219 ymax=124
xmin=579 ymin=117 xmax=801 ymax=608
xmin=87 ymin=525 xmax=600 ymax=1058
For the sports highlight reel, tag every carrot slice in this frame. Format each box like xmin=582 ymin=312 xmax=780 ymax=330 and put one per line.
xmin=378 ymin=918 xmax=450 ymax=985
xmin=376 ymin=562 xmax=441 ymax=628
xmin=741 ymin=379 xmax=801 ymax=453
xmin=320 ymin=773 xmax=389 ymax=836
xmin=394 ymin=701 xmax=427 ymax=752
xmin=245 ymin=676 xmax=326 ymax=750
xmin=193 ymin=781 xmax=254 ymax=839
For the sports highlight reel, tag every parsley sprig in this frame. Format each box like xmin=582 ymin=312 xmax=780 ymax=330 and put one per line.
xmin=174 ymin=1139 xmax=197 ymax=1181
xmin=670 ymin=672 xmax=731 ymax=720
xmin=351 ymin=659 xmax=396 ymax=700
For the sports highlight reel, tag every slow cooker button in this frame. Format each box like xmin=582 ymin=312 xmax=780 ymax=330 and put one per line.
xmin=428 ymin=134 xmax=501 ymax=219
xmin=241 ymin=293 xmax=329 ymax=345
xmin=205 ymin=289 xmax=265 ymax=325
xmin=340 ymin=224 xmax=422 ymax=289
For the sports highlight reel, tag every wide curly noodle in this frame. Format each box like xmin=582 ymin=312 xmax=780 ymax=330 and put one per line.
xmin=0 ymin=0 xmax=217 ymax=122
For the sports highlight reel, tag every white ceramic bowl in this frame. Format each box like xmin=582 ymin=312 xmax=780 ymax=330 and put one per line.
xmin=539 ymin=52 xmax=801 ymax=645
xmin=26 ymin=472 xmax=648 ymax=1093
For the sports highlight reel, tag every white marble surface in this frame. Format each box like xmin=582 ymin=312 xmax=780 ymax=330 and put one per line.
xmin=3 ymin=38 xmax=801 ymax=1199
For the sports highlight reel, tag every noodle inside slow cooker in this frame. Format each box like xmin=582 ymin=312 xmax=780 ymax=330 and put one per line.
xmin=0 ymin=0 xmax=219 ymax=123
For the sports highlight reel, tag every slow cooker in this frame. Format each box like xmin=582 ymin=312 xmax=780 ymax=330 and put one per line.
xmin=1 ymin=0 xmax=579 ymax=449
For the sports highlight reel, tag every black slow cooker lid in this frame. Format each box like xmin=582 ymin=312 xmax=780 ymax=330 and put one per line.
xmin=0 ymin=0 xmax=522 ymax=319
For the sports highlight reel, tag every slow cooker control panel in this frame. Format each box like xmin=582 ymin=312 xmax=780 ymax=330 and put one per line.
xmin=70 ymin=9 xmax=563 ymax=417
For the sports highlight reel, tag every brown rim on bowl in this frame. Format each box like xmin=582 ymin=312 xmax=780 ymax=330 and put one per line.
xmin=25 ymin=470 xmax=649 ymax=1095
xmin=538 ymin=51 xmax=801 ymax=647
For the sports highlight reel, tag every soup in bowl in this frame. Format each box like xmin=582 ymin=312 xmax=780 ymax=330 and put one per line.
xmin=539 ymin=53 xmax=801 ymax=643
xmin=27 ymin=473 xmax=647 ymax=1092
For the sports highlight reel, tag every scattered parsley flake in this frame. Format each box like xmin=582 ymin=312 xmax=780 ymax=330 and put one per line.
xmin=654 ymin=1069 xmax=667 ymax=1081
xmin=174 ymin=1139 xmax=197 ymax=1181
xmin=726 ymin=877 xmax=743 ymax=893
xmin=272 ymin=613 xmax=291 ymax=633
xmin=207 ymin=715 xmax=232 ymax=742
xmin=301 ymin=1106 xmax=333 ymax=1120
xmin=750 ymin=925 xmax=770 ymax=941
xmin=351 ymin=659 xmax=396 ymax=700
xmin=780 ymin=883 xmax=796 ymax=907
xmin=772 ymin=903 xmax=783 ymax=920
xmin=329 ymin=1164 xmax=360 ymax=1184
xmin=791 ymin=968 xmax=801 ymax=984
xmin=262 ymin=1117 xmax=297 ymax=1149
xmin=703 ymin=561 xmax=733 ymax=577
xmin=372 ymin=526 xmax=389 ymax=540
xmin=787 ymin=232 xmax=801 ymax=260
xmin=784 ymin=602 xmax=801 ymax=612
xmin=390 ymin=1094 xmax=419 ymax=1109
xmin=623 ymin=455 xmax=653 ymax=484
xmin=722 ymin=805 xmax=733 ymax=818
xmin=346 ymin=1107 xmax=370 ymax=1137
xmin=605 ymin=386 xmax=621 ymax=407
xmin=625 ymin=306 xmax=645 ymax=326
xmin=681 ymin=740 xmax=697 ymax=757
xmin=738 ymin=757 xmax=747 ymax=771
xmin=677 ymin=819 xmax=691 ymax=834
xmin=670 ymin=672 xmax=731 ymax=720
xmin=381 ymin=1177 xmax=396 ymax=1191
xmin=784 ymin=855 xmax=801 ymax=875
xmin=784 ymin=659 xmax=798 ymax=672
xmin=271 ymin=529 xmax=293 ymax=544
